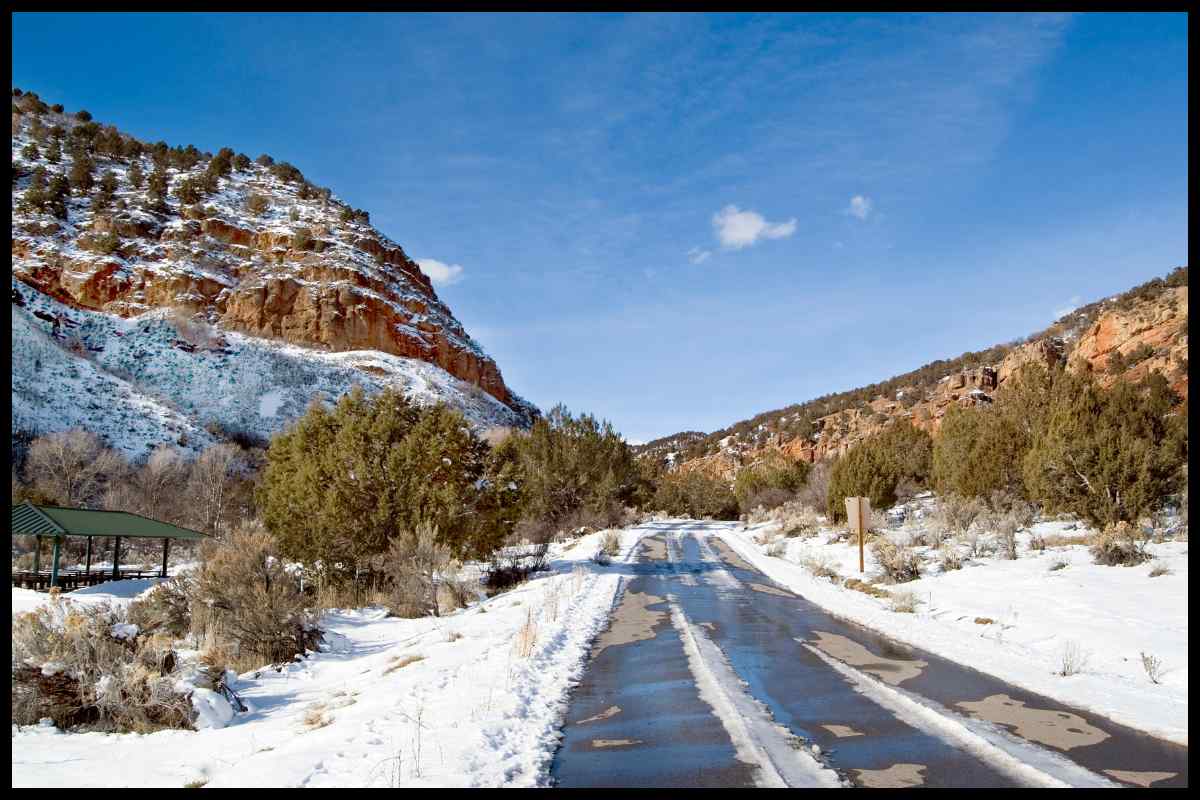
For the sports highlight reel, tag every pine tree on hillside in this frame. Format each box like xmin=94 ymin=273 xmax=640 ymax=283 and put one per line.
xmin=128 ymin=160 xmax=144 ymax=189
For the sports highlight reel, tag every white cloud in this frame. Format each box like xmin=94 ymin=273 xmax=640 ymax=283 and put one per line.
xmin=712 ymin=205 xmax=797 ymax=250
xmin=846 ymin=195 xmax=873 ymax=220
xmin=1053 ymin=295 xmax=1082 ymax=319
xmin=416 ymin=258 xmax=465 ymax=286
xmin=687 ymin=247 xmax=712 ymax=265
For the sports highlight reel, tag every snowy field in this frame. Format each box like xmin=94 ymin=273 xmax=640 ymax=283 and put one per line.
xmin=717 ymin=510 xmax=1188 ymax=746
xmin=11 ymin=527 xmax=649 ymax=788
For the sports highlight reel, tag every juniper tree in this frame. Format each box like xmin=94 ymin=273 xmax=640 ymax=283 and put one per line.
xmin=1023 ymin=372 xmax=1187 ymax=527
xmin=827 ymin=421 xmax=933 ymax=521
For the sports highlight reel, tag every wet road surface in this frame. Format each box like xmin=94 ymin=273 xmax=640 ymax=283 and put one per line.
xmin=550 ymin=521 xmax=1188 ymax=788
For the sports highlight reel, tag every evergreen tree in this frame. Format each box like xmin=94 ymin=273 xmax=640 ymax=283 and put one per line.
xmin=146 ymin=165 xmax=169 ymax=211
xmin=20 ymin=166 xmax=47 ymax=213
xmin=45 ymin=174 xmax=70 ymax=219
xmin=827 ymin=421 xmax=933 ymax=521
xmin=45 ymin=137 xmax=61 ymax=164
xmin=20 ymin=141 xmax=38 ymax=161
xmin=128 ymin=160 xmax=144 ymax=189
xmin=94 ymin=170 xmax=119 ymax=209
xmin=69 ymin=151 xmax=95 ymax=196
xmin=258 ymin=388 xmax=519 ymax=573
xmin=1023 ymin=372 xmax=1187 ymax=527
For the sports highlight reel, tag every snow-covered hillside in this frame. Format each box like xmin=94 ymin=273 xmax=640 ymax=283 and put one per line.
xmin=11 ymin=95 xmax=536 ymax=455
xmin=13 ymin=278 xmax=532 ymax=458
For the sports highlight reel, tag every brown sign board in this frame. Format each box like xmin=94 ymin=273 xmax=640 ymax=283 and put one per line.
xmin=845 ymin=496 xmax=871 ymax=573
xmin=845 ymin=496 xmax=871 ymax=536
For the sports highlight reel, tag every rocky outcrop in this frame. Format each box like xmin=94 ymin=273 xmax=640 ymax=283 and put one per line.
xmin=10 ymin=132 xmax=520 ymax=409
xmin=672 ymin=283 xmax=1187 ymax=480
xmin=1069 ymin=286 xmax=1188 ymax=398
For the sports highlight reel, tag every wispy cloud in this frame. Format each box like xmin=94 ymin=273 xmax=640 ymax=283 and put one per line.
xmin=687 ymin=246 xmax=712 ymax=265
xmin=846 ymin=195 xmax=873 ymax=220
xmin=417 ymin=258 xmax=465 ymax=285
xmin=712 ymin=205 xmax=797 ymax=250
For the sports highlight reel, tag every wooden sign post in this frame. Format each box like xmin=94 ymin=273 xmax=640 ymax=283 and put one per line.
xmin=845 ymin=496 xmax=871 ymax=573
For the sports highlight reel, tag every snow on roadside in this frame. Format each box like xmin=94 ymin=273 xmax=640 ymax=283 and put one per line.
xmin=11 ymin=525 xmax=650 ymax=788
xmin=716 ymin=520 xmax=1188 ymax=746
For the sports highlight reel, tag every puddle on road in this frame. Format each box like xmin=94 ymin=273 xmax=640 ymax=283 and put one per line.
xmin=955 ymin=694 xmax=1111 ymax=751
xmin=809 ymin=631 xmax=927 ymax=686
xmin=709 ymin=538 xmax=756 ymax=572
xmin=853 ymin=763 xmax=927 ymax=787
xmin=821 ymin=724 xmax=863 ymax=738
xmin=591 ymin=738 xmax=644 ymax=749
xmin=748 ymin=582 xmax=793 ymax=598
xmin=592 ymin=590 xmax=666 ymax=658
xmin=577 ymin=706 xmax=621 ymax=725
xmin=641 ymin=537 xmax=669 ymax=561
xmin=1102 ymin=769 xmax=1178 ymax=787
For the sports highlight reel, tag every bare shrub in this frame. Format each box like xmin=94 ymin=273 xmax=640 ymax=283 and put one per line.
xmin=484 ymin=542 xmax=550 ymax=594
xmin=600 ymin=530 xmax=621 ymax=557
xmin=513 ymin=608 xmax=538 ymax=658
xmin=191 ymin=524 xmax=318 ymax=670
xmin=800 ymin=551 xmax=839 ymax=580
xmin=11 ymin=599 xmax=193 ymax=732
xmin=766 ymin=538 xmax=788 ymax=558
xmin=128 ymin=574 xmax=193 ymax=638
xmin=932 ymin=494 xmax=986 ymax=546
xmin=542 ymin=579 xmax=563 ymax=624
xmin=796 ymin=460 xmax=831 ymax=511
xmin=889 ymin=591 xmax=919 ymax=613
xmin=937 ymin=547 xmax=963 ymax=572
xmin=1048 ymin=560 xmax=1068 ymax=571
xmin=1148 ymin=561 xmax=1171 ymax=578
xmin=1058 ymin=641 xmax=1090 ymax=676
xmin=871 ymin=538 xmax=921 ymax=584
xmin=995 ymin=512 xmax=1020 ymax=560
xmin=744 ymin=486 xmax=794 ymax=512
xmin=382 ymin=520 xmax=452 ymax=618
xmin=1140 ymin=652 xmax=1163 ymax=684
xmin=24 ymin=428 xmax=122 ymax=506
xmin=1090 ymin=521 xmax=1151 ymax=567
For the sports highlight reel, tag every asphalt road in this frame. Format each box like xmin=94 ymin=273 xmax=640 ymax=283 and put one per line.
xmin=550 ymin=521 xmax=1188 ymax=788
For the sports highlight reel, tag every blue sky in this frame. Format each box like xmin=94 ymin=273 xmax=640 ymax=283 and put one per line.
xmin=12 ymin=13 xmax=1189 ymax=442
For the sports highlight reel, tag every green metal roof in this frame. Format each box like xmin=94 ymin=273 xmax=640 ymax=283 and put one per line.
xmin=11 ymin=502 xmax=209 ymax=540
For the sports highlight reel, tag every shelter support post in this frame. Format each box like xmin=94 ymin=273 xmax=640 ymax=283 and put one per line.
xmin=33 ymin=535 xmax=41 ymax=574
xmin=85 ymin=536 xmax=93 ymax=575
xmin=161 ymin=538 xmax=170 ymax=578
xmin=50 ymin=536 xmax=61 ymax=588
xmin=112 ymin=537 xmax=121 ymax=580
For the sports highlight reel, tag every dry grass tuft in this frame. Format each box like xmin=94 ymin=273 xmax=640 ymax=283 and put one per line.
xmin=383 ymin=654 xmax=426 ymax=675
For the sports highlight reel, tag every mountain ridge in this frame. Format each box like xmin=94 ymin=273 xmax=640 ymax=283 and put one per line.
xmin=10 ymin=88 xmax=535 ymax=458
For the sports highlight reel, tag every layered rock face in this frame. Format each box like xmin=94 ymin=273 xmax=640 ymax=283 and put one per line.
xmin=11 ymin=115 xmax=520 ymax=412
xmin=674 ymin=282 xmax=1187 ymax=481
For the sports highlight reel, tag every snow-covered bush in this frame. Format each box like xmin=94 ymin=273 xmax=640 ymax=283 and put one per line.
xmin=600 ymin=530 xmax=622 ymax=557
xmin=871 ymin=537 xmax=921 ymax=584
xmin=1089 ymin=521 xmax=1151 ymax=567
xmin=191 ymin=524 xmax=320 ymax=669
xmin=11 ymin=598 xmax=197 ymax=732
xmin=937 ymin=546 xmax=963 ymax=572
